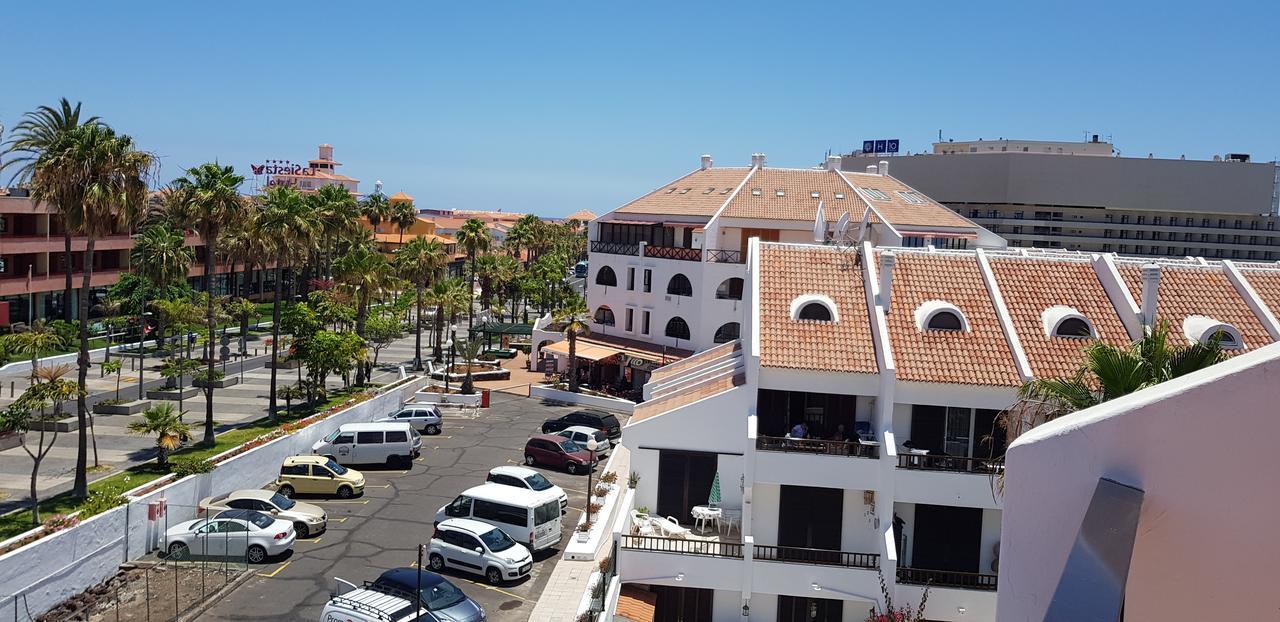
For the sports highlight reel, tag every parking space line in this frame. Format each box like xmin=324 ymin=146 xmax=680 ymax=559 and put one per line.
xmin=368 ymin=484 xmax=392 ymax=489
xmin=460 ymin=578 xmax=526 ymax=602
xmin=312 ymin=500 xmax=370 ymax=505
xmin=300 ymin=536 xmax=323 ymax=544
xmin=334 ymin=517 xmax=349 ymax=523
xmin=256 ymin=561 xmax=291 ymax=578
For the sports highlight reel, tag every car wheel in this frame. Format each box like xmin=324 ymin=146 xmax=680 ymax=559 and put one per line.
xmin=277 ymin=484 xmax=294 ymax=498
xmin=429 ymin=553 xmax=445 ymax=571
xmin=524 ymin=454 xmax=536 ymax=466
xmin=294 ymin=522 xmax=309 ymax=539
xmin=426 ymin=424 xmax=440 ymax=435
xmin=246 ymin=545 xmax=267 ymax=564
xmin=566 ymin=462 xmax=579 ymax=475
xmin=337 ymin=485 xmax=354 ymax=499
xmin=167 ymin=542 xmax=189 ymax=561
xmin=486 ymin=567 xmax=503 ymax=585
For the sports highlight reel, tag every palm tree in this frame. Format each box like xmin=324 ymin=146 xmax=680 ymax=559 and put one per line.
xmin=390 ymin=198 xmax=417 ymax=244
xmin=8 ymin=320 xmax=65 ymax=382
xmin=456 ymin=338 xmax=483 ymax=395
xmin=127 ymin=403 xmax=191 ymax=469
xmin=255 ymin=186 xmax=314 ymax=420
xmin=308 ymin=184 xmax=359 ymax=280
xmin=395 ymin=236 xmax=447 ymax=371
xmin=168 ymin=163 xmax=247 ymax=447
xmin=333 ymin=245 xmax=393 ymax=385
xmin=131 ymin=224 xmax=195 ymax=293
xmin=554 ymin=296 xmax=591 ymax=393
xmin=31 ymin=123 xmax=152 ymax=498
xmin=456 ymin=218 xmax=492 ymax=329
xmin=360 ymin=192 xmax=391 ymax=231
xmin=0 ymin=99 xmax=101 ymax=323
xmin=278 ymin=383 xmax=306 ymax=416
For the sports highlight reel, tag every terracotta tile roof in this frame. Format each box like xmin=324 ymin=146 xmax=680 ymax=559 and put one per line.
xmin=615 ymin=586 xmax=657 ymax=622
xmin=1241 ymin=268 xmax=1280 ymax=321
xmin=757 ymin=244 xmax=877 ymax=373
xmin=841 ymin=172 xmax=977 ymax=229
xmin=647 ymin=340 xmax=739 ymax=386
xmin=988 ymin=256 xmax=1131 ymax=379
xmin=720 ymin=168 xmax=869 ymax=222
xmin=614 ymin=168 xmax=753 ymax=218
xmin=630 ymin=371 xmax=745 ymax=424
xmin=1117 ymin=264 xmax=1272 ymax=353
xmin=882 ymin=251 xmax=1021 ymax=386
xmin=388 ymin=191 xmax=414 ymax=203
xmin=565 ymin=209 xmax=597 ymax=222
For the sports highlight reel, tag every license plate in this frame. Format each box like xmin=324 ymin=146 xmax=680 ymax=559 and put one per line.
xmin=519 ymin=563 xmax=532 ymax=574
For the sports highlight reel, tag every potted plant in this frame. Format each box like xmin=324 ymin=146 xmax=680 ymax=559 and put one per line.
xmin=94 ymin=360 xmax=151 ymax=415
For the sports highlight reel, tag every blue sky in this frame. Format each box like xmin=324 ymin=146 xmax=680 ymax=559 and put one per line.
xmin=2 ymin=1 xmax=1277 ymax=217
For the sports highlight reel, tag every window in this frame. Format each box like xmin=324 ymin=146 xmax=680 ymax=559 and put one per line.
xmin=715 ymin=277 xmax=744 ymax=300
xmin=356 ymin=431 xmax=383 ymax=444
xmin=751 ymin=188 xmax=762 ymax=196
xmin=926 ymin=312 xmax=963 ymax=331
xmin=595 ymin=266 xmax=617 ymax=287
xmin=333 ymin=433 xmax=354 ymax=445
xmin=916 ymin=301 xmax=968 ymax=332
xmin=280 ymin=464 xmax=308 ymax=476
xmin=897 ymin=191 xmax=926 ymax=205
xmin=902 ymin=236 xmax=926 ymax=247
xmin=473 ymin=499 xmax=528 ymax=527
xmin=594 ymin=306 xmax=615 ymax=326
xmin=775 ymin=189 xmax=786 ymax=197
xmin=665 ymin=316 xmax=691 ymax=340
xmin=862 ymin=188 xmax=890 ymax=201
xmin=810 ymin=191 xmax=820 ymax=199
xmin=797 ymin=303 xmax=832 ymax=321
xmin=1044 ymin=307 xmax=1095 ymax=338
xmin=642 ymin=310 xmax=650 ymax=335
xmin=624 ymin=308 xmax=634 ymax=332
xmin=713 ymin=322 xmax=740 ymax=343
xmin=386 ymin=430 xmax=408 ymax=443
xmin=642 ymin=269 xmax=652 ymax=293
xmin=666 ymin=274 xmax=692 ymax=296
xmin=834 ymin=193 xmax=845 ymax=200
xmin=626 ymin=267 xmax=635 ymax=290
xmin=446 ymin=496 xmax=472 ymax=517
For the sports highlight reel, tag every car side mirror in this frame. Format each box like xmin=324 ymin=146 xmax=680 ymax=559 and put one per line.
xmin=474 ymin=547 xmax=484 ymax=555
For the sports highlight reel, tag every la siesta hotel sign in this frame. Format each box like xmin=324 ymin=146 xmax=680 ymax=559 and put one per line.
xmin=250 ymin=160 xmax=316 ymax=176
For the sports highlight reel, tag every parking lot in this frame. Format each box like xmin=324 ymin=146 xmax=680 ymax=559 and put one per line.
xmin=196 ymin=391 xmax=620 ymax=621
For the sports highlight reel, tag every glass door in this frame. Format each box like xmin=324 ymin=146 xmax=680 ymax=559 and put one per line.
xmin=944 ymin=407 xmax=972 ymax=457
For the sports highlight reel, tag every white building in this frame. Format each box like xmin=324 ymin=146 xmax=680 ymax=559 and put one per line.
xmin=611 ymin=240 xmax=1280 ymax=621
xmin=257 ymin=144 xmax=360 ymax=194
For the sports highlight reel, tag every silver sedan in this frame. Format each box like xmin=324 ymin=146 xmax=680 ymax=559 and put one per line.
xmin=164 ymin=509 xmax=295 ymax=563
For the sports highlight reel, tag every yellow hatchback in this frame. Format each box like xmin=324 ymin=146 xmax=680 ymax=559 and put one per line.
xmin=275 ymin=455 xmax=365 ymax=499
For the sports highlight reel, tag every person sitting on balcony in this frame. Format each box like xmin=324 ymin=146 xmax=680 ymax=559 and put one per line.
xmin=789 ymin=421 xmax=808 ymax=439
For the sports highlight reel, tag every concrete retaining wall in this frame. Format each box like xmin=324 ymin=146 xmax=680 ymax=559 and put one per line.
xmin=0 ymin=375 xmax=426 ymax=619
xmin=529 ymin=385 xmax=636 ymax=415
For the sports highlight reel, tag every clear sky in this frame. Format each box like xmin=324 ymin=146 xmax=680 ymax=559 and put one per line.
xmin=3 ymin=1 xmax=1277 ymax=217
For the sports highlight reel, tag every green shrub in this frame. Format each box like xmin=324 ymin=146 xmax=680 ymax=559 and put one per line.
xmin=46 ymin=320 xmax=79 ymax=348
xmin=192 ymin=369 xmax=226 ymax=383
xmin=170 ymin=458 xmax=215 ymax=477
xmin=80 ymin=491 xmax=127 ymax=517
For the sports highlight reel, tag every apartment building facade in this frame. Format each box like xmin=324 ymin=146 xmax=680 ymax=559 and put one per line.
xmin=844 ymin=142 xmax=1280 ymax=261
xmin=612 ymin=240 xmax=1280 ymax=621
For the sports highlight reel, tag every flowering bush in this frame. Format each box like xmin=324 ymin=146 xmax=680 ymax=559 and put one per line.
xmin=42 ymin=514 xmax=80 ymax=532
xmin=865 ymin=569 xmax=929 ymax=622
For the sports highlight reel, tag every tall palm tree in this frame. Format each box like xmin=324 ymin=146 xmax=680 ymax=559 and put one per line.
xmin=360 ymin=192 xmax=391 ymax=231
xmin=255 ymin=186 xmax=314 ymax=419
xmin=554 ymin=296 xmax=591 ymax=393
xmin=456 ymin=218 xmax=491 ymax=329
xmin=131 ymin=224 xmax=194 ymax=289
xmin=0 ymin=99 xmax=101 ymax=323
xmin=390 ymin=198 xmax=417 ymax=244
xmin=333 ymin=244 xmax=393 ymax=385
xmin=167 ymin=163 xmax=246 ymax=446
xmin=308 ymin=184 xmax=359 ymax=280
xmin=395 ymin=236 xmax=446 ymax=371
xmin=31 ymin=124 xmax=151 ymax=498
xmin=127 ymin=403 xmax=191 ymax=469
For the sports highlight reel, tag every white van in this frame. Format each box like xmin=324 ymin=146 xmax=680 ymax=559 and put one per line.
xmin=312 ymin=422 xmax=421 ymax=466
xmin=435 ymin=483 xmax=562 ymax=552
xmin=321 ymin=586 xmax=423 ymax=622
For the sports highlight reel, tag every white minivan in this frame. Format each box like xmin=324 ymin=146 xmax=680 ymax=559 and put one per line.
xmin=435 ymin=484 xmax=562 ymax=552
xmin=313 ymin=422 xmax=421 ymax=466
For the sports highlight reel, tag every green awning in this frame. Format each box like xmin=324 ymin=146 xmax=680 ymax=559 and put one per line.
xmin=467 ymin=322 xmax=533 ymax=336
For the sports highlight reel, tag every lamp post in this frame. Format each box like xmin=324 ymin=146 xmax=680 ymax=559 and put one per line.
xmin=137 ymin=311 xmax=152 ymax=400
xmin=443 ymin=324 xmax=457 ymax=393
xmin=585 ymin=437 xmax=599 ymax=526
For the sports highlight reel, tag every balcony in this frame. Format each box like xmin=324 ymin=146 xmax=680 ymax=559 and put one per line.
xmin=590 ymin=240 xmax=639 ymax=256
xmin=753 ymin=544 xmax=878 ymax=569
xmin=896 ymin=566 xmax=998 ymax=591
xmin=756 ymin=435 xmax=879 ymax=459
xmin=643 ymin=245 xmax=701 ymax=262
xmin=705 ymin=249 xmax=743 ymax=264
xmin=620 ymin=534 xmax=743 ymax=559
xmin=897 ymin=454 xmax=1000 ymax=474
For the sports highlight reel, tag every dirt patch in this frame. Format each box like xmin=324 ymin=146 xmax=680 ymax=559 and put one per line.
xmin=39 ymin=562 xmax=249 ymax=622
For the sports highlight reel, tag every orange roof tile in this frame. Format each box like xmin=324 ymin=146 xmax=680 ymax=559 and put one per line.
xmin=757 ymin=244 xmax=877 ymax=373
xmin=988 ymin=256 xmax=1130 ymax=379
xmin=882 ymin=251 xmax=1021 ymax=386
xmin=615 ymin=168 xmax=753 ymax=218
xmin=615 ymin=586 xmax=657 ymax=622
xmin=1241 ymin=268 xmax=1280 ymax=321
xmin=630 ymin=371 xmax=745 ymax=423
xmin=388 ymin=191 xmax=414 ymax=203
xmin=1117 ymin=263 xmax=1272 ymax=353
xmin=721 ymin=168 xmax=869 ymax=222
xmin=841 ymin=172 xmax=976 ymax=229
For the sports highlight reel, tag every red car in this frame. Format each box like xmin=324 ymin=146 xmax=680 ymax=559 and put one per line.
xmin=523 ymin=434 xmax=597 ymax=474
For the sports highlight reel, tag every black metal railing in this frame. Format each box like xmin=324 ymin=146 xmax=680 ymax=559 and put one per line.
xmin=756 ymin=435 xmax=879 ymax=459
xmin=896 ymin=566 xmax=998 ymax=591
xmin=706 ymin=249 xmax=744 ymax=264
xmin=896 ymin=453 xmax=999 ymax=474
xmin=620 ymin=534 xmax=743 ymax=559
xmin=754 ymin=544 xmax=878 ymax=569
xmin=590 ymin=240 xmax=640 ymax=256
xmin=644 ymin=245 xmax=702 ymax=262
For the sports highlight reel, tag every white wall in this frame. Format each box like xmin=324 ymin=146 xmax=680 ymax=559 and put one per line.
xmin=979 ymin=509 xmax=1001 ymax=575
xmin=1000 ymin=343 xmax=1280 ymax=621
xmin=899 ymin=584 xmax=997 ymax=622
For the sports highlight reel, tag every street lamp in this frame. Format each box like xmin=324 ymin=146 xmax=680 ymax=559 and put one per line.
xmin=443 ymin=324 xmax=457 ymax=393
xmin=137 ymin=311 xmax=152 ymax=400
xmin=585 ymin=437 xmax=599 ymax=526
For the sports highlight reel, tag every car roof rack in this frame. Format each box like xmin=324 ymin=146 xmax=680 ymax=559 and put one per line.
xmin=328 ymin=592 xmax=416 ymax=622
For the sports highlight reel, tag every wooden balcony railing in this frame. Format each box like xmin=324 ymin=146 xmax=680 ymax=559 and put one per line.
xmin=620 ymin=535 xmax=743 ymax=559
xmin=896 ymin=566 xmax=998 ymax=591
xmin=706 ymin=249 xmax=744 ymax=264
xmin=756 ymin=435 xmax=879 ymax=459
xmin=753 ymin=544 xmax=878 ymax=569
xmin=644 ymin=245 xmax=702 ymax=262
xmin=896 ymin=453 xmax=1001 ymax=474
xmin=590 ymin=240 xmax=639 ymax=256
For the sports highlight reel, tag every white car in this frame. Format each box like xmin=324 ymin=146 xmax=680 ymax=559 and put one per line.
xmin=485 ymin=465 xmax=569 ymax=514
xmin=321 ymin=587 xmax=425 ymax=622
xmin=198 ymin=489 xmax=327 ymax=539
xmin=429 ymin=518 xmax=534 ymax=584
xmin=164 ymin=509 xmax=294 ymax=563
xmin=378 ymin=403 xmax=443 ymax=435
xmin=556 ymin=426 xmax=611 ymax=458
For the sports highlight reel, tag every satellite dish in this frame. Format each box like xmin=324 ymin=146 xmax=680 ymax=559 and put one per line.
xmin=835 ymin=212 xmax=851 ymax=241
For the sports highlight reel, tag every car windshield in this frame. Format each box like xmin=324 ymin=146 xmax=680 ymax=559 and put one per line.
xmin=421 ymin=578 xmax=467 ymax=610
xmin=324 ymin=458 xmax=348 ymax=475
xmin=244 ymin=511 xmax=274 ymax=529
xmin=524 ymin=473 xmax=554 ymax=491
xmin=479 ymin=527 xmax=517 ymax=552
xmin=270 ymin=493 xmax=295 ymax=510
xmin=559 ymin=440 xmax=584 ymax=453
xmin=323 ymin=430 xmax=341 ymax=442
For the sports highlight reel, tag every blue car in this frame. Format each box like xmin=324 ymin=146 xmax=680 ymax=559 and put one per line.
xmin=573 ymin=261 xmax=588 ymax=278
xmin=368 ymin=567 xmax=486 ymax=621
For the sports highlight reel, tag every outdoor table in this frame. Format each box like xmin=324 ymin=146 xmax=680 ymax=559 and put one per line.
xmin=691 ymin=505 xmax=722 ymax=534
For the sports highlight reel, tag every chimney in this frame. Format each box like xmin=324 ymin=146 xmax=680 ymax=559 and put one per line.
xmin=1140 ymin=263 xmax=1161 ymax=329
xmin=318 ymin=144 xmax=334 ymax=161
xmin=878 ymin=160 xmax=889 ymax=176
xmin=879 ymin=252 xmax=896 ymax=310
xmin=866 ymin=165 xmax=878 ymax=175
xmin=751 ymin=153 xmax=767 ymax=168
xmin=826 ymin=155 xmax=842 ymax=172
xmin=700 ymin=154 xmax=713 ymax=170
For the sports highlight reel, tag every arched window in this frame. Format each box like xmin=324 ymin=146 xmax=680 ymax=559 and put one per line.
xmin=593 ymin=306 xmax=615 ymax=326
xmin=665 ymin=316 xmax=691 ymax=340
xmin=798 ymin=303 xmax=833 ymax=321
xmin=1183 ymin=315 xmax=1243 ymax=349
xmin=667 ymin=273 xmax=693 ymax=297
xmin=1054 ymin=317 xmax=1092 ymax=338
xmin=926 ymin=311 xmax=963 ymax=331
xmin=1042 ymin=306 xmax=1096 ymax=339
xmin=595 ymin=266 xmax=617 ymax=287
xmin=713 ymin=322 xmax=741 ymax=343
xmin=715 ymin=277 xmax=744 ymax=300
xmin=915 ymin=300 xmax=969 ymax=332
xmin=1210 ymin=330 xmax=1239 ymax=348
